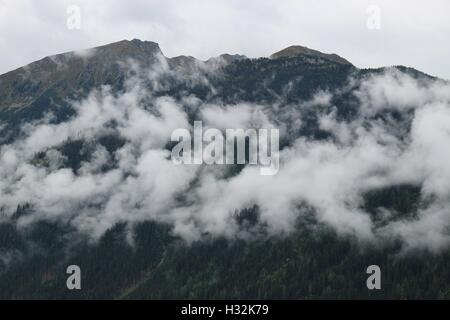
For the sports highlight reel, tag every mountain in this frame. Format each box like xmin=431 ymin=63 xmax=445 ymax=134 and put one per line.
xmin=0 ymin=40 xmax=164 ymax=136
xmin=0 ymin=39 xmax=360 ymax=142
xmin=0 ymin=39 xmax=245 ymax=114
xmin=270 ymin=45 xmax=353 ymax=65
xmin=1 ymin=40 xmax=449 ymax=300
xmin=0 ymin=39 xmax=162 ymax=109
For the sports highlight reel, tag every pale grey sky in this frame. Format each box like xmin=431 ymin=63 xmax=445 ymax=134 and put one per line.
xmin=1 ymin=0 xmax=449 ymax=79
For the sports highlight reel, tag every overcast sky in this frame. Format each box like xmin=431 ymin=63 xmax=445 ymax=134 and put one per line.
xmin=0 ymin=0 xmax=449 ymax=79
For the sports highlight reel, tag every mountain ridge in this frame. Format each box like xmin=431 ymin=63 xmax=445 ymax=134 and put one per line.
xmin=0 ymin=39 xmax=354 ymax=77
xmin=0 ymin=39 xmax=356 ymax=114
xmin=0 ymin=39 xmax=435 ymax=142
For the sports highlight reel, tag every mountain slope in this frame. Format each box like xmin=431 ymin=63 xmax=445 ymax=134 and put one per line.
xmin=0 ymin=40 xmax=448 ymax=299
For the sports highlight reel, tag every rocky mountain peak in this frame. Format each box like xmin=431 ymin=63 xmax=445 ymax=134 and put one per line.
xmin=270 ymin=45 xmax=352 ymax=65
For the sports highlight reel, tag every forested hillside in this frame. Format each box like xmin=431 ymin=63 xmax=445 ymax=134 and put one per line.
xmin=0 ymin=39 xmax=449 ymax=299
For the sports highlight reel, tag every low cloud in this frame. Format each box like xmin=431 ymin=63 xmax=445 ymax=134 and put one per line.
xmin=1 ymin=61 xmax=450 ymax=252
